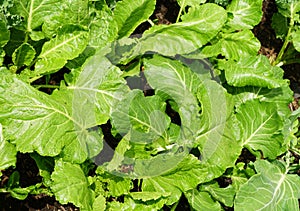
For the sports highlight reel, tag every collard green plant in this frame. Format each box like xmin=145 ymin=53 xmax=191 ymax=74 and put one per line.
xmin=0 ymin=0 xmax=299 ymax=210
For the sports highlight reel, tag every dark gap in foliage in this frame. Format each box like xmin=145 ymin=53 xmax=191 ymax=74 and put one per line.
xmin=96 ymin=121 xmax=121 ymax=165
xmin=190 ymin=147 xmax=201 ymax=159
xmin=216 ymin=176 xmax=232 ymax=188
xmin=236 ymin=148 xmax=257 ymax=164
xmin=16 ymin=153 xmax=42 ymax=188
xmin=131 ymin=179 xmax=142 ymax=192
xmin=165 ymin=101 xmax=181 ymax=126
xmin=162 ymin=194 xmax=190 ymax=210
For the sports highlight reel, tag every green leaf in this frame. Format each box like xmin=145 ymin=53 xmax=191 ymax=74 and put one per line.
xmin=0 ymin=71 xmax=103 ymax=163
xmin=0 ymin=123 xmax=17 ymax=170
xmin=201 ymin=30 xmax=260 ymax=60
xmin=93 ymin=195 xmax=106 ymax=211
xmin=51 ymin=160 xmax=94 ymax=211
xmin=195 ymin=80 xmax=242 ymax=176
xmin=42 ymin=0 xmax=90 ymax=37
xmin=11 ymin=0 xmax=60 ymax=32
xmin=227 ymin=0 xmax=263 ymax=30
xmin=139 ymin=3 xmax=227 ymax=56
xmin=113 ymin=0 xmax=156 ymax=38
xmin=12 ymin=43 xmax=36 ymax=68
xmin=235 ymin=160 xmax=300 ymax=211
xmin=177 ymin=0 xmax=206 ymax=7
xmin=271 ymin=13 xmax=289 ymax=39
xmin=185 ymin=189 xmax=222 ymax=211
xmin=0 ymin=19 xmax=10 ymax=47
xmin=236 ymin=100 xmax=286 ymax=158
xmin=67 ymin=49 xmax=130 ymax=125
xmin=89 ymin=8 xmax=118 ymax=49
xmin=35 ymin=25 xmax=89 ymax=75
xmin=142 ymin=155 xmax=211 ymax=205
xmin=220 ymin=55 xmax=287 ymax=88
xmin=111 ymin=90 xmax=170 ymax=144
xmin=203 ymin=183 xmax=236 ymax=207
xmin=292 ymin=29 xmax=300 ymax=52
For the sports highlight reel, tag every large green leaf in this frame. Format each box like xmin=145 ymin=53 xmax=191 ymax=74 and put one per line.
xmin=35 ymin=25 xmax=89 ymax=75
xmin=51 ymin=160 xmax=95 ymax=211
xmin=201 ymin=30 xmax=260 ymax=60
xmin=114 ymin=0 xmax=156 ymax=38
xmin=220 ymin=55 xmax=287 ymax=88
xmin=0 ymin=123 xmax=17 ymax=171
xmin=235 ymin=160 xmax=300 ymax=211
xmin=227 ymin=0 xmax=263 ymax=30
xmin=236 ymin=100 xmax=286 ymax=158
xmin=139 ymin=3 xmax=227 ymax=56
xmin=11 ymin=0 xmax=60 ymax=32
xmin=0 ymin=71 xmax=104 ymax=163
xmin=195 ymin=80 xmax=241 ymax=175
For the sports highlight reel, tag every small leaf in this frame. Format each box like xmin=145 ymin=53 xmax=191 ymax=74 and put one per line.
xmin=35 ymin=25 xmax=89 ymax=75
xmin=0 ymin=124 xmax=17 ymax=170
xmin=51 ymin=160 xmax=94 ymax=211
xmin=227 ymin=0 xmax=263 ymax=30
xmin=292 ymin=29 xmax=300 ymax=52
xmin=0 ymin=19 xmax=10 ymax=47
xmin=12 ymin=43 xmax=36 ymax=68
xmin=235 ymin=160 xmax=300 ymax=211
xmin=177 ymin=0 xmax=206 ymax=7
xmin=113 ymin=0 xmax=156 ymax=38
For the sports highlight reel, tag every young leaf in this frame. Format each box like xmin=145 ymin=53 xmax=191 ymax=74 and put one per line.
xmin=0 ymin=71 xmax=103 ymax=163
xmin=12 ymin=43 xmax=36 ymax=68
xmin=140 ymin=3 xmax=227 ymax=56
xmin=220 ymin=55 xmax=287 ymax=88
xmin=226 ymin=0 xmax=263 ymax=30
xmin=113 ymin=0 xmax=156 ymax=38
xmin=35 ymin=25 xmax=89 ymax=75
xmin=235 ymin=160 xmax=300 ymax=211
xmin=0 ymin=124 xmax=17 ymax=170
xmin=236 ymin=100 xmax=286 ymax=158
xmin=51 ymin=160 xmax=95 ymax=211
xmin=185 ymin=189 xmax=222 ymax=211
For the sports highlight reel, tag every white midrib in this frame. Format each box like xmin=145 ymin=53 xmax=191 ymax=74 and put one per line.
xmin=243 ymin=113 xmax=274 ymax=146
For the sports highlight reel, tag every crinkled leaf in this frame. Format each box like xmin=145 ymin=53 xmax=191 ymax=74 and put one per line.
xmin=111 ymin=90 xmax=170 ymax=144
xmin=113 ymin=0 xmax=156 ymax=38
xmin=12 ymin=43 xmax=36 ymax=68
xmin=0 ymin=71 xmax=103 ymax=163
xmin=235 ymin=160 xmax=300 ymax=211
xmin=51 ymin=160 xmax=94 ymax=211
xmin=0 ymin=124 xmax=17 ymax=170
xmin=227 ymin=0 xmax=263 ymax=30
xmin=35 ymin=25 xmax=89 ymax=75
xmin=220 ymin=55 xmax=286 ymax=88
xmin=236 ymin=100 xmax=286 ymax=158
xmin=89 ymin=8 xmax=118 ymax=49
xmin=11 ymin=0 xmax=60 ymax=32
xmin=42 ymin=0 xmax=90 ymax=37
xmin=274 ymin=0 xmax=300 ymax=18
xmin=140 ymin=3 xmax=227 ymax=56
xmin=201 ymin=30 xmax=260 ymax=60
xmin=185 ymin=189 xmax=222 ymax=211
xmin=93 ymin=195 xmax=106 ymax=211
